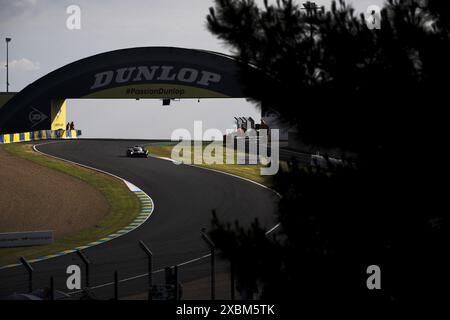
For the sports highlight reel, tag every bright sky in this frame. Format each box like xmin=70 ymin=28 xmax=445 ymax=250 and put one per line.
xmin=0 ymin=0 xmax=384 ymax=139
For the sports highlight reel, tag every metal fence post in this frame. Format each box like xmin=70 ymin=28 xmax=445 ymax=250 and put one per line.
xmin=76 ymin=249 xmax=91 ymax=288
xmin=201 ymin=231 xmax=216 ymax=300
xmin=50 ymin=276 xmax=55 ymax=300
xmin=19 ymin=257 xmax=33 ymax=293
xmin=230 ymin=260 xmax=235 ymax=300
xmin=139 ymin=240 xmax=153 ymax=300
xmin=114 ymin=271 xmax=119 ymax=300
xmin=174 ymin=265 xmax=178 ymax=301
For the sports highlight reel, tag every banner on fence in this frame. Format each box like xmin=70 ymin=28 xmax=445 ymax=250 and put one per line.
xmin=0 ymin=231 xmax=54 ymax=248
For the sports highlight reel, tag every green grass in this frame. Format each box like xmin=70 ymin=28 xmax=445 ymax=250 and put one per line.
xmin=0 ymin=143 xmax=140 ymax=266
xmin=146 ymin=142 xmax=275 ymax=187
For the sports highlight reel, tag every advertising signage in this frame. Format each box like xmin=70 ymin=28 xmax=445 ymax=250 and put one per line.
xmin=0 ymin=47 xmax=259 ymax=133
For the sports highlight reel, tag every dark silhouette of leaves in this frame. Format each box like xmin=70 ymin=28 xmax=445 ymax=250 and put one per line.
xmin=205 ymin=0 xmax=447 ymax=305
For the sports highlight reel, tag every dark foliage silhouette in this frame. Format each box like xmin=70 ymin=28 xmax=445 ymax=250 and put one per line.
xmin=206 ymin=0 xmax=447 ymax=305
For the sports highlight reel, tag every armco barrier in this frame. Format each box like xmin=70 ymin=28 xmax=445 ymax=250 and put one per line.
xmin=0 ymin=129 xmax=81 ymax=144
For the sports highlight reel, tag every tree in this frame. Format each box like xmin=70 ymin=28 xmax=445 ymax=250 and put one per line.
xmin=206 ymin=0 xmax=447 ymax=305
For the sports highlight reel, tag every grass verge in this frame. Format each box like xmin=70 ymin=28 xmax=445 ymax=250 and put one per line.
xmin=146 ymin=142 xmax=276 ymax=187
xmin=0 ymin=143 xmax=140 ymax=266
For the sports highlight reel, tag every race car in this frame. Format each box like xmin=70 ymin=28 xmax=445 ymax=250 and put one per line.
xmin=126 ymin=146 xmax=149 ymax=158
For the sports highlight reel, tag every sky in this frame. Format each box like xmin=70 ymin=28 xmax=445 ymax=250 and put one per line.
xmin=0 ymin=0 xmax=384 ymax=139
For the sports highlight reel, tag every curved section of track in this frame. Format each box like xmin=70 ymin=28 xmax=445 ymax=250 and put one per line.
xmin=0 ymin=140 xmax=278 ymax=299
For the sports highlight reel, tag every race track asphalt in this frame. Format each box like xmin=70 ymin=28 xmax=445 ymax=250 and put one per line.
xmin=0 ymin=140 xmax=279 ymax=299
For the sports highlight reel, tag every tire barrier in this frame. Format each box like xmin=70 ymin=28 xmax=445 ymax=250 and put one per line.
xmin=0 ymin=129 xmax=82 ymax=144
